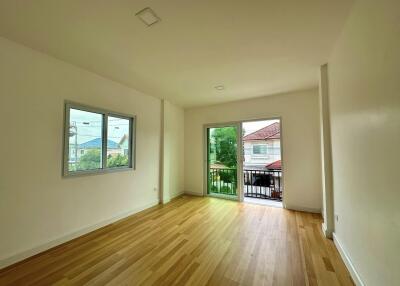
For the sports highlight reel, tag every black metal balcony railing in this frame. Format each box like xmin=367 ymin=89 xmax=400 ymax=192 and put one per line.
xmin=209 ymin=168 xmax=237 ymax=196
xmin=243 ymin=169 xmax=282 ymax=201
xmin=208 ymin=168 xmax=282 ymax=200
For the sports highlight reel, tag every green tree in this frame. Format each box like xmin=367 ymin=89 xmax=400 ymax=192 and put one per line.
xmin=211 ymin=127 xmax=237 ymax=168
xmin=77 ymin=149 xmax=101 ymax=170
xmin=107 ymin=154 xmax=129 ymax=168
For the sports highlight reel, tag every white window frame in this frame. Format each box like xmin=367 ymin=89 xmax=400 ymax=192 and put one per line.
xmin=63 ymin=101 xmax=136 ymax=177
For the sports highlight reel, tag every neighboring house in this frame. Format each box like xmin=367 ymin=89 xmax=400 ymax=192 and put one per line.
xmin=69 ymin=138 xmax=122 ymax=162
xmin=266 ymin=159 xmax=281 ymax=170
xmin=243 ymin=122 xmax=281 ymax=170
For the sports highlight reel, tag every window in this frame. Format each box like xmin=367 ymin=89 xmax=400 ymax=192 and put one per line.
xmin=107 ymin=116 xmax=131 ymax=168
xmin=253 ymin=144 xmax=268 ymax=155
xmin=64 ymin=103 xmax=135 ymax=176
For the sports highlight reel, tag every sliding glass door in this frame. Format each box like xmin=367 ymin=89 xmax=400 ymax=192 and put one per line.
xmin=206 ymin=124 xmax=239 ymax=199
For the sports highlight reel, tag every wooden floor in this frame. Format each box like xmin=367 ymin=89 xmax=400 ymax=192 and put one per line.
xmin=0 ymin=196 xmax=354 ymax=286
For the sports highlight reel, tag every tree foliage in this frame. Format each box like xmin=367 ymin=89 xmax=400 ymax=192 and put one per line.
xmin=77 ymin=149 xmax=101 ymax=170
xmin=76 ymin=150 xmax=128 ymax=170
xmin=211 ymin=127 xmax=237 ymax=168
xmin=219 ymin=170 xmax=237 ymax=185
xmin=107 ymin=154 xmax=129 ymax=167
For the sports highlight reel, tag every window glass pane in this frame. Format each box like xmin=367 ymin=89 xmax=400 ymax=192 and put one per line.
xmin=253 ymin=145 xmax=260 ymax=154
xmin=260 ymin=145 xmax=267 ymax=154
xmin=253 ymin=145 xmax=267 ymax=155
xmin=68 ymin=108 xmax=103 ymax=172
xmin=107 ymin=116 xmax=130 ymax=168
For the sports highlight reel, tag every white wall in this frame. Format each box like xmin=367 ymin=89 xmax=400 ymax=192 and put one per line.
xmin=184 ymin=89 xmax=323 ymax=212
xmin=319 ymin=64 xmax=334 ymax=238
xmin=0 ymin=36 xmax=163 ymax=267
xmin=328 ymin=0 xmax=400 ymax=285
xmin=162 ymin=100 xmax=185 ymax=203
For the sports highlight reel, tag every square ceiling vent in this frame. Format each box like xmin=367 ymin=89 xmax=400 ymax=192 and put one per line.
xmin=136 ymin=7 xmax=160 ymax=27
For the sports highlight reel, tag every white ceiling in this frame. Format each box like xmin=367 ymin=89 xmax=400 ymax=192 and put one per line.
xmin=0 ymin=0 xmax=353 ymax=107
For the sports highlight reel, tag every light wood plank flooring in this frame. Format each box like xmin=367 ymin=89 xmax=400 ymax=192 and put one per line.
xmin=0 ymin=196 xmax=354 ymax=286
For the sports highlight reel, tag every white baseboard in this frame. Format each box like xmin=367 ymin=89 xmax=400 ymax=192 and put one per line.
xmin=171 ymin=191 xmax=184 ymax=199
xmin=0 ymin=200 xmax=159 ymax=270
xmin=284 ymin=204 xmax=321 ymax=214
xmin=321 ymin=222 xmax=333 ymax=238
xmin=333 ymin=233 xmax=364 ymax=286
xmin=162 ymin=191 xmax=184 ymax=204
xmin=184 ymin=191 xmax=204 ymax=197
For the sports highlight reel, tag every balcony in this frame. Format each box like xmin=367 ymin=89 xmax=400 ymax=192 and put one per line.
xmin=209 ymin=168 xmax=237 ymax=196
xmin=244 ymin=169 xmax=282 ymax=201
xmin=208 ymin=168 xmax=283 ymax=201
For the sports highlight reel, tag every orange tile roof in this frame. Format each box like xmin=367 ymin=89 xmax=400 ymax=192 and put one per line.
xmin=243 ymin=122 xmax=280 ymax=141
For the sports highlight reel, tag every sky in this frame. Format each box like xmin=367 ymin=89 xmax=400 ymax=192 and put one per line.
xmin=69 ymin=109 xmax=129 ymax=145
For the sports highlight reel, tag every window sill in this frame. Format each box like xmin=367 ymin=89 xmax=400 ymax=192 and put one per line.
xmin=63 ymin=166 xmax=134 ymax=178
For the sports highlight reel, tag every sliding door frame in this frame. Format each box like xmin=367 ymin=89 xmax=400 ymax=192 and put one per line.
xmin=203 ymin=116 xmax=285 ymax=205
